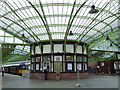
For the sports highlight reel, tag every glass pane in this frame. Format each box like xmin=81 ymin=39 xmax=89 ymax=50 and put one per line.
xmin=54 ymin=62 xmax=62 ymax=72
xmin=36 ymin=57 xmax=40 ymax=62
xmin=83 ymin=57 xmax=87 ymax=62
xmin=36 ymin=63 xmax=40 ymax=71
xmin=84 ymin=63 xmax=87 ymax=70
xmin=31 ymin=58 xmax=34 ymax=63
xmin=31 ymin=64 xmax=34 ymax=71
xmin=77 ymin=56 xmax=82 ymax=62
xmin=43 ymin=56 xmax=50 ymax=62
xmin=67 ymin=63 xmax=73 ymax=71
xmin=66 ymin=56 xmax=73 ymax=61
xmin=77 ymin=63 xmax=82 ymax=70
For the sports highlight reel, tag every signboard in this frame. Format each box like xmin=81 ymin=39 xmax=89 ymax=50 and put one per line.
xmin=67 ymin=63 xmax=72 ymax=70
xmin=54 ymin=56 xmax=62 ymax=61
xmin=84 ymin=63 xmax=87 ymax=70
xmin=31 ymin=64 xmax=33 ymax=70
xmin=101 ymin=62 xmax=104 ymax=66
xmin=36 ymin=63 xmax=39 ymax=70
xmin=77 ymin=63 xmax=82 ymax=70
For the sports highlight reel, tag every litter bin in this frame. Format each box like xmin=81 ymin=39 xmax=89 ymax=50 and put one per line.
xmin=56 ymin=72 xmax=60 ymax=80
xmin=88 ymin=67 xmax=92 ymax=73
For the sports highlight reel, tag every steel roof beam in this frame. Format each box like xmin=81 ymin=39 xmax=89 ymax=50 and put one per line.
xmin=1 ymin=3 xmax=118 ymax=19
xmin=76 ymin=1 xmax=111 ymax=42
xmin=85 ymin=16 xmax=119 ymax=43
xmin=4 ymin=1 xmax=40 ymax=43
xmin=27 ymin=0 xmax=52 ymax=41
xmin=64 ymin=1 xmax=87 ymax=40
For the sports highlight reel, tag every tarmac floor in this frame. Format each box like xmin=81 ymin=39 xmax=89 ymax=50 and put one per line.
xmin=1 ymin=73 xmax=119 ymax=88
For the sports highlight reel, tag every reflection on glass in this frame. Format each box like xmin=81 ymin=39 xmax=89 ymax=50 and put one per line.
xmin=36 ymin=57 xmax=40 ymax=62
xmin=84 ymin=57 xmax=87 ymax=62
xmin=66 ymin=56 xmax=73 ymax=61
xmin=31 ymin=64 xmax=33 ymax=70
xmin=77 ymin=63 xmax=82 ymax=70
xmin=32 ymin=58 xmax=34 ymax=63
xmin=36 ymin=63 xmax=40 ymax=71
xmin=77 ymin=56 xmax=82 ymax=62
xmin=67 ymin=63 xmax=72 ymax=71
xmin=85 ymin=63 xmax=87 ymax=70
xmin=43 ymin=56 xmax=50 ymax=62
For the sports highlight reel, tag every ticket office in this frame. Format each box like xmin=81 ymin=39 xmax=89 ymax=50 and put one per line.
xmin=31 ymin=55 xmax=88 ymax=73
xmin=31 ymin=42 xmax=88 ymax=73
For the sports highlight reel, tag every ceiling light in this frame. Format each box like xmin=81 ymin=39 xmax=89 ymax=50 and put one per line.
xmin=89 ymin=5 xmax=99 ymax=14
xmin=69 ymin=31 xmax=73 ymax=36
xmin=22 ymin=34 xmax=25 ymax=38
xmin=110 ymin=43 xmax=113 ymax=47
xmin=106 ymin=35 xmax=109 ymax=40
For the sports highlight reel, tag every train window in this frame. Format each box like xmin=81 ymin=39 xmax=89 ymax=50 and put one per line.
xmin=22 ymin=66 xmax=28 ymax=70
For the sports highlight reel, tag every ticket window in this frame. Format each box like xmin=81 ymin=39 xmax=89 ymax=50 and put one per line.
xmin=43 ymin=62 xmax=50 ymax=72
xmin=114 ymin=61 xmax=120 ymax=70
xmin=35 ymin=63 xmax=40 ymax=71
xmin=66 ymin=62 xmax=74 ymax=72
xmin=31 ymin=64 xmax=34 ymax=71
xmin=84 ymin=63 xmax=88 ymax=71
xmin=42 ymin=56 xmax=51 ymax=72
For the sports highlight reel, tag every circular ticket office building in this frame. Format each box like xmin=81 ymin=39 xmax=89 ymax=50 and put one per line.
xmin=30 ymin=40 xmax=88 ymax=80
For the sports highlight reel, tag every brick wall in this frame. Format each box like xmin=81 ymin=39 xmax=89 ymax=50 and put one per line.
xmin=30 ymin=72 xmax=89 ymax=80
xmin=88 ymin=62 xmax=97 ymax=68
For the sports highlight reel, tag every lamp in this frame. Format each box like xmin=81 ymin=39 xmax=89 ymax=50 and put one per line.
xmin=106 ymin=35 xmax=109 ymax=40
xmin=110 ymin=43 xmax=113 ymax=47
xmin=69 ymin=31 xmax=73 ymax=36
xmin=89 ymin=5 xmax=99 ymax=14
xmin=22 ymin=33 xmax=25 ymax=38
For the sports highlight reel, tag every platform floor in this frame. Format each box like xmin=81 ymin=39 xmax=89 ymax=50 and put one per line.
xmin=1 ymin=73 xmax=119 ymax=88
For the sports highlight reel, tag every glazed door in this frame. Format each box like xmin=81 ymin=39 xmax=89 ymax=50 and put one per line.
xmin=43 ymin=62 xmax=50 ymax=72
xmin=54 ymin=56 xmax=62 ymax=72
xmin=54 ymin=62 xmax=62 ymax=72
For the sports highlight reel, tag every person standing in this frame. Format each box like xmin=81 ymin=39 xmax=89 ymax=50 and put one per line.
xmin=97 ymin=65 xmax=100 ymax=74
xmin=44 ymin=69 xmax=48 ymax=80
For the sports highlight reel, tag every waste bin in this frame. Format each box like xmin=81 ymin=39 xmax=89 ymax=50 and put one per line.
xmin=88 ymin=67 xmax=92 ymax=73
xmin=56 ymin=72 xmax=60 ymax=80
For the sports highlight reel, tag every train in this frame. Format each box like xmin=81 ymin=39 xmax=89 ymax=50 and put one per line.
xmin=2 ymin=62 xmax=30 ymax=76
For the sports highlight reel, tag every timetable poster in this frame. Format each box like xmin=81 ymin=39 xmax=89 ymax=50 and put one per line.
xmin=36 ymin=64 xmax=39 ymax=70
xmin=67 ymin=63 xmax=72 ymax=70
xmin=77 ymin=63 xmax=82 ymax=70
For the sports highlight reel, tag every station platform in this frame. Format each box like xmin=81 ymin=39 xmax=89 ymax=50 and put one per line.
xmin=1 ymin=73 xmax=119 ymax=88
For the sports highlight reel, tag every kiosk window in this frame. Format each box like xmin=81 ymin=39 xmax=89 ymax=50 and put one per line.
xmin=77 ymin=56 xmax=82 ymax=62
xmin=66 ymin=56 xmax=73 ymax=61
xmin=36 ymin=63 xmax=40 ymax=71
xmin=36 ymin=57 xmax=40 ymax=62
xmin=83 ymin=57 xmax=87 ymax=62
xmin=66 ymin=63 xmax=73 ymax=71
xmin=77 ymin=63 xmax=82 ymax=70
xmin=31 ymin=64 xmax=34 ymax=71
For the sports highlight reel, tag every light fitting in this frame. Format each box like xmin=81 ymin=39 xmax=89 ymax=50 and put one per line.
xmin=69 ymin=31 xmax=73 ymax=36
xmin=89 ymin=5 xmax=99 ymax=14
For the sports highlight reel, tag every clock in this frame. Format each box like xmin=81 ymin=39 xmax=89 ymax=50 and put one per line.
xmin=56 ymin=57 xmax=60 ymax=61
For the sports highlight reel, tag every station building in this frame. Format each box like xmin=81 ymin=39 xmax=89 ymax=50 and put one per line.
xmin=0 ymin=0 xmax=119 ymax=80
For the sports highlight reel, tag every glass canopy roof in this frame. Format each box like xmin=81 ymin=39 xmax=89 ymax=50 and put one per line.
xmin=0 ymin=0 xmax=119 ymax=48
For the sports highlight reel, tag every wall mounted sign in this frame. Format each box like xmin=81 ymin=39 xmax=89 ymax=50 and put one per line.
xmin=54 ymin=56 xmax=62 ymax=61
xmin=67 ymin=63 xmax=72 ymax=70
